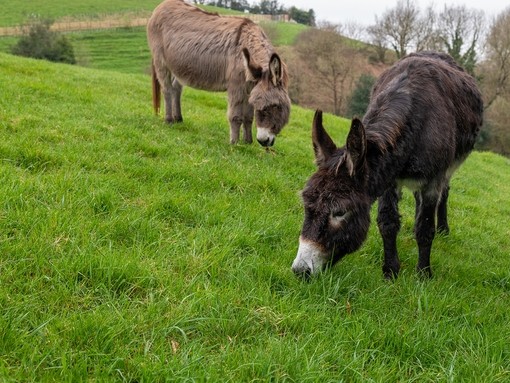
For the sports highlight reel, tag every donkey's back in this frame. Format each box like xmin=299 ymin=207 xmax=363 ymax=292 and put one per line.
xmin=148 ymin=0 xmax=245 ymax=91
xmin=364 ymin=52 xmax=483 ymax=187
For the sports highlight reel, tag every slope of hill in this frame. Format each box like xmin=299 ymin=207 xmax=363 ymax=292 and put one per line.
xmin=1 ymin=52 xmax=510 ymax=381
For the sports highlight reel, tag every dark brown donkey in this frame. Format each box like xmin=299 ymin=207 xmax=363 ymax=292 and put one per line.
xmin=292 ymin=51 xmax=483 ymax=279
xmin=147 ymin=0 xmax=291 ymax=147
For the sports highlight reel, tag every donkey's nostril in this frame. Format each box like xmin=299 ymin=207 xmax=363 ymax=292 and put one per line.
xmin=257 ymin=137 xmax=275 ymax=147
xmin=292 ymin=266 xmax=312 ymax=280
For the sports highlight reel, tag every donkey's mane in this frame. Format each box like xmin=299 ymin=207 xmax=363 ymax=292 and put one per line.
xmin=363 ymin=72 xmax=413 ymax=153
xmin=235 ymin=18 xmax=255 ymax=46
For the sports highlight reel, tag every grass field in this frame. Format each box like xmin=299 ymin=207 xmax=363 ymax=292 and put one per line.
xmin=1 ymin=52 xmax=510 ymax=381
xmin=0 ymin=0 xmax=161 ymax=26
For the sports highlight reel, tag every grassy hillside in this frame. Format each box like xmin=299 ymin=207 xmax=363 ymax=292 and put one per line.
xmin=0 ymin=0 xmax=256 ymax=28
xmin=1 ymin=52 xmax=510 ymax=381
xmin=0 ymin=0 xmax=162 ymax=26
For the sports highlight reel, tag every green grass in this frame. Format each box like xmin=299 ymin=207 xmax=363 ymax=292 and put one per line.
xmin=0 ymin=0 xmax=162 ymax=26
xmin=69 ymin=27 xmax=152 ymax=74
xmin=1 ymin=52 xmax=510 ymax=381
xmin=261 ymin=21 xmax=309 ymax=46
xmin=0 ymin=0 xmax=246 ymax=27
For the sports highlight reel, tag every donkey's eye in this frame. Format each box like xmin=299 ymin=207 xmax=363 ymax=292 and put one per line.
xmin=332 ymin=210 xmax=346 ymax=219
xmin=330 ymin=210 xmax=350 ymax=226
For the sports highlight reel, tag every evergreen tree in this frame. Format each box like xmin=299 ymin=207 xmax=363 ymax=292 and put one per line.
xmin=347 ymin=74 xmax=376 ymax=117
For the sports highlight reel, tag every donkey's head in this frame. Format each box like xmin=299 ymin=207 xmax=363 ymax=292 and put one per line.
xmin=243 ymin=48 xmax=291 ymax=147
xmin=292 ymin=110 xmax=371 ymax=278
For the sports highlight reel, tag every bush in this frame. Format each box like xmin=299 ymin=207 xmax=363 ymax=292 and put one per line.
xmin=11 ymin=18 xmax=76 ymax=64
xmin=347 ymin=74 xmax=376 ymax=118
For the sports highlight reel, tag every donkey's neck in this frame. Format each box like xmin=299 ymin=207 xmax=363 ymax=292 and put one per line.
xmin=364 ymin=131 xmax=414 ymax=201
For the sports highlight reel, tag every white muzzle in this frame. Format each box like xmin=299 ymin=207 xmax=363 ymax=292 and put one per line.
xmin=291 ymin=237 xmax=329 ymax=277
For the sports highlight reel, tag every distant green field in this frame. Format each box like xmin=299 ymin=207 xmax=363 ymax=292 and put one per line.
xmin=0 ymin=0 xmax=248 ymax=27
xmin=0 ymin=0 xmax=160 ymax=26
xmin=70 ymin=27 xmax=152 ymax=74
xmin=1 ymin=52 xmax=510 ymax=382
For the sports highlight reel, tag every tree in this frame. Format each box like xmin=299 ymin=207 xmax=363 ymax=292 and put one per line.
xmin=11 ymin=18 xmax=76 ymax=64
xmin=367 ymin=22 xmax=389 ymax=63
xmin=480 ymin=8 xmax=510 ymax=109
xmin=436 ymin=5 xmax=485 ymax=75
xmin=477 ymin=7 xmax=510 ymax=155
xmin=347 ymin=74 xmax=376 ymax=118
xmin=295 ymin=24 xmax=362 ymax=116
xmin=231 ymin=0 xmax=250 ymax=12
xmin=375 ymin=0 xmax=421 ymax=58
xmin=288 ymin=6 xmax=315 ymax=26
xmin=256 ymin=0 xmax=282 ymax=15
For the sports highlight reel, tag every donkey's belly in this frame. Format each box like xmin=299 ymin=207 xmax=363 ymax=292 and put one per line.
xmin=174 ymin=73 xmax=227 ymax=92
xmin=397 ymin=178 xmax=426 ymax=192
xmin=166 ymin=51 xmax=230 ymax=92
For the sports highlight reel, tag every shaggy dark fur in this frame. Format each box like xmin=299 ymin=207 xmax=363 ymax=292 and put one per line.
xmin=293 ymin=51 xmax=483 ymax=279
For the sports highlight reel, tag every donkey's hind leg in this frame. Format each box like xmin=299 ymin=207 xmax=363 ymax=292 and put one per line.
xmin=170 ymin=77 xmax=183 ymax=123
xmin=414 ymin=186 xmax=441 ymax=278
xmin=377 ymin=187 xmax=402 ymax=279
xmin=154 ymin=64 xmax=182 ymax=124
xmin=436 ymin=183 xmax=450 ymax=235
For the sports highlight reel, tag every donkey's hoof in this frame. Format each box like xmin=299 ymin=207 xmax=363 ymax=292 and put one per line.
xmin=165 ymin=117 xmax=183 ymax=124
xmin=383 ymin=270 xmax=399 ymax=281
xmin=437 ymin=225 xmax=450 ymax=235
xmin=383 ymin=262 xmax=400 ymax=280
xmin=417 ymin=267 xmax=433 ymax=279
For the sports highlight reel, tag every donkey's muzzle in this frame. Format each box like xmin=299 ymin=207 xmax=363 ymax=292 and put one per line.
xmin=291 ymin=238 xmax=329 ymax=277
xmin=256 ymin=128 xmax=275 ymax=147
xmin=257 ymin=137 xmax=275 ymax=147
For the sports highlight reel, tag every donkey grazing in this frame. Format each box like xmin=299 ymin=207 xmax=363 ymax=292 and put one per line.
xmin=292 ymin=51 xmax=483 ymax=279
xmin=147 ymin=0 xmax=291 ymax=147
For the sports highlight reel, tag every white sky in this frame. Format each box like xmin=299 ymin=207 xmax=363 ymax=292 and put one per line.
xmin=277 ymin=0 xmax=509 ymax=26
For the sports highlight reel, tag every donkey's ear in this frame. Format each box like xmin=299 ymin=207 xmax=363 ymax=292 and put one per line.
xmin=269 ymin=53 xmax=282 ymax=86
xmin=243 ymin=48 xmax=262 ymax=80
xmin=312 ymin=110 xmax=337 ymax=167
xmin=345 ymin=118 xmax=367 ymax=177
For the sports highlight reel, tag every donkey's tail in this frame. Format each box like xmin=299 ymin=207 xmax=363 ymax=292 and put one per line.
xmin=151 ymin=60 xmax=161 ymax=115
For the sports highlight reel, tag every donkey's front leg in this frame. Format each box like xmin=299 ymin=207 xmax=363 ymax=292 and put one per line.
xmin=169 ymin=77 xmax=183 ymax=123
xmin=242 ymin=102 xmax=254 ymax=144
xmin=227 ymin=93 xmax=244 ymax=144
xmin=414 ymin=189 xmax=439 ymax=278
xmin=377 ymin=187 xmax=402 ymax=279
xmin=227 ymin=115 xmax=242 ymax=144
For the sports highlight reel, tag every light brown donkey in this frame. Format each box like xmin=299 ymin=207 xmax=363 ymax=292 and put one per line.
xmin=147 ymin=0 xmax=291 ymax=147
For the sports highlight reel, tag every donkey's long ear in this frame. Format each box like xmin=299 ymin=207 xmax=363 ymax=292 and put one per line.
xmin=243 ymin=48 xmax=262 ymax=81
xmin=312 ymin=110 xmax=337 ymax=167
xmin=345 ymin=118 xmax=367 ymax=177
xmin=269 ymin=53 xmax=282 ymax=86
